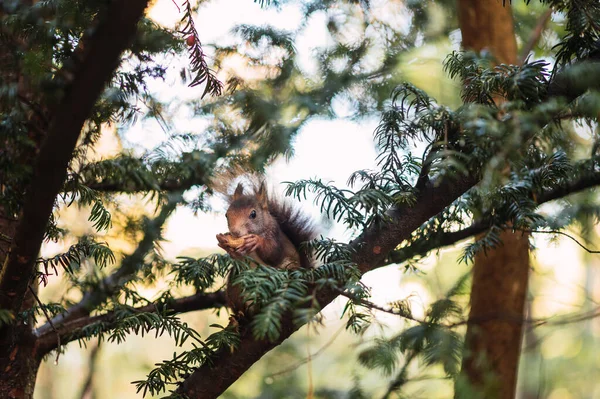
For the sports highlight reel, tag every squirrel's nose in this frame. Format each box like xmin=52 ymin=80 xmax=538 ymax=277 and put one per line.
xmin=229 ymin=225 xmax=246 ymax=237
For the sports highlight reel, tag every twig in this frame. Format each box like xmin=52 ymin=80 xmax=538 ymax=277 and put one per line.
xmin=264 ymin=324 xmax=346 ymax=379
xmin=79 ymin=340 xmax=100 ymax=399
xmin=519 ymin=9 xmax=553 ymax=64
xmin=381 ymin=350 xmax=417 ymax=399
xmin=338 ymin=288 xmax=427 ymax=324
xmin=526 ymin=229 xmax=600 ymax=254
xmin=0 ymin=232 xmax=12 ymax=243
xmin=28 ymin=285 xmax=61 ymax=363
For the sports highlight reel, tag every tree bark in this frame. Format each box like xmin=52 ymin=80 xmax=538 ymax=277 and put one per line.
xmin=459 ymin=230 xmax=530 ymax=399
xmin=457 ymin=2 xmax=529 ymax=399
xmin=0 ymin=328 xmax=40 ymax=399
xmin=177 ymin=175 xmax=480 ymax=397
xmin=457 ymin=1 xmax=518 ymax=65
xmin=0 ymin=1 xmax=150 ymax=397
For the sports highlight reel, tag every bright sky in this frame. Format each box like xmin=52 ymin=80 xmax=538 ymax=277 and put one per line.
xmin=41 ymin=0 xmax=594 ymax=331
xmin=135 ymin=0 xmax=381 ymax=252
xmin=142 ymin=0 xmax=419 ymax=313
xmin=139 ymin=0 xmax=594 ymax=318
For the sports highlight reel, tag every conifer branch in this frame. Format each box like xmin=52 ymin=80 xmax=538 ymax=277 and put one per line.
xmin=180 ymin=0 xmax=223 ymax=97
xmin=175 ymin=165 xmax=600 ymax=397
xmin=36 ymin=290 xmax=226 ymax=355
xmin=37 ymin=193 xmax=182 ymax=337
xmin=384 ymin=169 xmax=600 ymax=267
xmin=175 ymin=174 xmax=479 ymax=397
xmin=86 ymin=177 xmax=204 ymax=193
xmin=338 ymin=289 xmax=426 ymax=324
xmin=0 ymin=0 xmax=150 ymax=315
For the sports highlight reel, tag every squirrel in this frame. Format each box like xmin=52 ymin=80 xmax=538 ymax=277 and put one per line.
xmin=217 ymin=181 xmax=317 ymax=270
xmin=215 ymin=180 xmax=318 ymax=313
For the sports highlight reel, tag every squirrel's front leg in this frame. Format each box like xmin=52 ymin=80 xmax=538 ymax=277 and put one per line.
xmin=236 ymin=234 xmax=263 ymax=255
xmin=217 ymin=242 xmax=244 ymax=259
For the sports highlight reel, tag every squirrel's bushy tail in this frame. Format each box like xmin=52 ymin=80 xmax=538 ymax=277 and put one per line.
xmin=211 ymin=169 xmax=319 ymax=268
xmin=267 ymin=197 xmax=318 ymax=268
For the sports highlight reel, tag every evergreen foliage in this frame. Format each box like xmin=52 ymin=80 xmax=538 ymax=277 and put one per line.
xmin=0 ymin=0 xmax=599 ymax=397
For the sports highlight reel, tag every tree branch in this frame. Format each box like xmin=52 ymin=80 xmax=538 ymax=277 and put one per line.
xmin=37 ymin=193 xmax=182 ymax=337
xmin=383 ymin=169 xmax=600 ymax=267
xmin=519 ymin=9 xmax=553 ymax=64
xmin=383 ymin=222 xmax=488 ymax=266
xmin=36 ymin=290 xmax=226 ymax=356
xmin=176 ymin=174 xmax=480 ymax=397
xmin=176 ymin=165 xmax=600 ymax=397
xmin=85 ymin=177 xmax=203 ymax=193
xmin=0 ymin=0 xmax=150 ymax=315
xmin=537 ymin=170 xmax=600 ymax=203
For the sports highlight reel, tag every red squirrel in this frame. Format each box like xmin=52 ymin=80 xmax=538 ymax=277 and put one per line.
xmin=216 ymin=182 xmax=317 ymax=270
xmin=216 ymin=181 xmax=317 ymax=314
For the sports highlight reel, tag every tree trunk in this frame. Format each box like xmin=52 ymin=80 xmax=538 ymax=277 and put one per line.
xmin=0 ymin=1 xmax=149 ymax=397
xmin=456 ymin=2 xmax=530 ymax=399
xmin=0 ymin=214 xmax=40 ymax=399
xmin=458 ymin=230 xmax=530 ymax=399
xmin=0 ymin=326 xmax=40 ymax=399
xmin=0 ymin=2 xmax=44 ymax=396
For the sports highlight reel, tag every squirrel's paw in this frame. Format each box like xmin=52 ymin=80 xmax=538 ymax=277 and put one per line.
xmin=217 ymin=242 xmax=243 ymax=259
xmin=237 ymin=234 xmax=261 ymax=255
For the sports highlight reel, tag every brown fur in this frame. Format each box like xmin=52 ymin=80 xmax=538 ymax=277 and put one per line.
xmin=218 ymin=179 xmax=318 ymax=315
xmin=224 ymin=181 xmax=317 ymax=269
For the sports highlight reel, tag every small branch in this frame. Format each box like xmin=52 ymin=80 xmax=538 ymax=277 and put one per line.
xmin=337 ymin=288 xmax=427 ymax=325
xmin=537 ymin=171 xmax=600 ymax=204
xmin=383 ymin=221 xmax=488 ymax=267
xmin=519 ymin=9 xmax=553 ymax=64
xmin=446 ymin=305 xmax=600 ymax=330
xmin=86 ymin=177 xmax=203 ymax=193
xmin=36 ymin=290 xmax=227 ymax=355
xmin=0 ymin=0 xmax=150 ymax=315
xmin=79 ymin=340 xmax=100 ymax=399
xmin=264 ymin=324 xmax=346 ymax=379
xmin=381 ymin=350 xmax=418 ymax=399
xmin=0 ymin=232 xmax=12 ymax=243
xmin=29 ymin=285 xmax=61 ymax=363
xmin=529 ymin=305 xmax=600 ymax=328
xmin=527 ymin=229 xmax=600 ymax=254
xmin=37 ymin=193 xmax=182 ymax=336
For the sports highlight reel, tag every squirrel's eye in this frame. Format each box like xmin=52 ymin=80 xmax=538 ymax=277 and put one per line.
xmin=249 ymin=210 xmax=257 ymax=219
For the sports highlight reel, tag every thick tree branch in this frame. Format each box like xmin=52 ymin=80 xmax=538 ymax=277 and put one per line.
xmin=176 ymin=166 xmax=600 ymax=397
xmin=176 ymin=174 xmax=480 ymax=397
xmin=384 ymin=222 xmax=488 ymax=266
xmin=37 ymin=193 xmax=181 ymax=337
xmin=36 ymin=290 xmax=226 ymax=356
xmin=0 ymin=0 xmax=150 ymax=315
xmin=537 ymin=170 xmax=600 ymax=203
xmin=384 ymin=169 xmax=600 ymax=267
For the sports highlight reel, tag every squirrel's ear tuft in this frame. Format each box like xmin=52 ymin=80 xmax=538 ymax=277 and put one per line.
xmin=232 ymin=183 xmax=244 ymax=200
xmin=257 ymin=182 xmax=268 ymax=209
